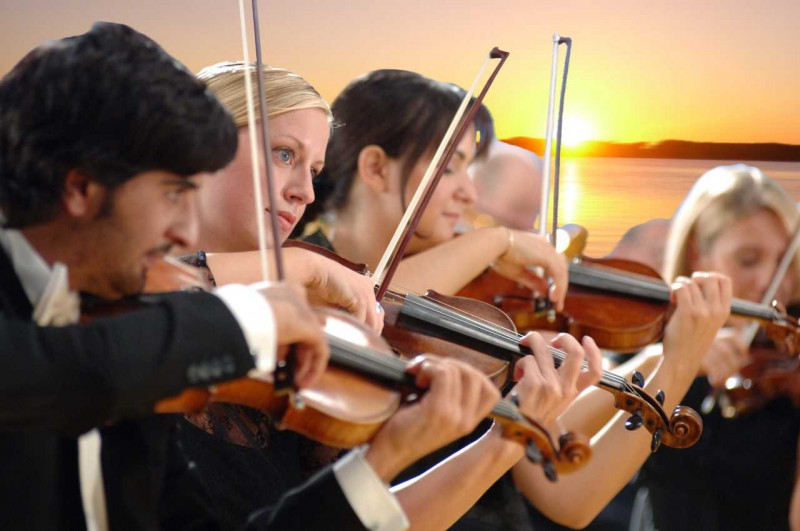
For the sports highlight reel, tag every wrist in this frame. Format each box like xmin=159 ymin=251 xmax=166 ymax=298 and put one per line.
xmin=649 ymin=352 xmax=697 ymax=403
xmin=487 ymin=423 xmax=526 ymax=463
xmin=285 ymin=247 xmax=321 ymax=288
xmin=485 ymin=226 xmax=514 ymax=265
xmin=364 ymin=440 xmax=407 ymax=483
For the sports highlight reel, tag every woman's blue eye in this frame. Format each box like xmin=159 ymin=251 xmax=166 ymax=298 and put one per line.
xmin=275 ymin=148 xmax=292 ymax=164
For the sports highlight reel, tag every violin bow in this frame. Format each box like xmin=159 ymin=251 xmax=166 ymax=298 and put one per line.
xmin=372 ymin=48 xmax=509 ymax=301
xmin=534 ymin=34 xmax=571 ymax=315
xmin=550 ymin=35 xmax=572 ymax=248
xmin=238 ymin=0 xmax=295 ymax=394
xmin=539 ymin=34 xmax=560 ymax=239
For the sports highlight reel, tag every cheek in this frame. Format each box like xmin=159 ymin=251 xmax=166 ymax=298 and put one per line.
xmin=219 ymin=177 xmax=258 ymax=226
xmin=417 ymin=188 xmax=448 ymax=228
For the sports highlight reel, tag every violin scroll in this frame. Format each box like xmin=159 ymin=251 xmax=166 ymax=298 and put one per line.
xmin=666 ymin=405 xmax=704 ymax=449
xmin=493 ymin=404 xmax=591 ymax=481
xmin=609 ymin=378 xmax=703 ymax=451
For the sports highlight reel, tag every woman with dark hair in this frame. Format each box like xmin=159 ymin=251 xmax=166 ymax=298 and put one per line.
xmin=303 ymin=69 xmax=566 ymax=300
xmin=301 ymin=68 xmax=733 ymax=530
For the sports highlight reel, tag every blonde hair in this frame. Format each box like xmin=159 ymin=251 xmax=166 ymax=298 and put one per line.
xmin=663 ymin=164 xmax=800 ymax=296
xmin=197 ymin=61 xmax=332 ymax=127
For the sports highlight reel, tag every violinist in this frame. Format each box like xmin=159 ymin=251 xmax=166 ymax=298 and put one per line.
xmin=168 ymin=61 xmax=604 ymax=531
xmin=300 ymin=68 xmax=733 ymax=530
xmin=0 ymin=23 xmax=462 ymax=531
xmin=466 ymin=138 xmax=543 ymax=231
xmin=0 ymin=22 xmax=340 ymax=531
xmin=633 ymin=165 xmax=800 ymax=531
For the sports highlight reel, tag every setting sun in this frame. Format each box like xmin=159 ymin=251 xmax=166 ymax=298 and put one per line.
xmin=559 ymin=116 xmax=596 ymax=147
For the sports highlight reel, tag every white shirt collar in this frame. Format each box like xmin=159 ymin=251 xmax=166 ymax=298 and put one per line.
xmin=0 ymin=226 xmax=52 ymax=306
xmin=0 ymin=216 xmax=80 ymax=326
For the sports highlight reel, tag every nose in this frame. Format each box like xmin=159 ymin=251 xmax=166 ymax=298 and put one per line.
xmin=166 ymin=192 xmax=200 ymax=249
xmin=455 ymin=169 xmax=478 ymax=205
xmin=284 ymin=166 xmax=315 ymax=206
xmin=754 ymin=264 xmax=776 ymax=300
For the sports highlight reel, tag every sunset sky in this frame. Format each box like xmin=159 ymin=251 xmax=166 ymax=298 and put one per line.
xmin=2 ymin=0 xmax=798 ymax=145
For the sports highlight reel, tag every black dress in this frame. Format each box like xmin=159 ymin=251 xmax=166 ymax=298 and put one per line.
xmin=636 ymin=377 xmax=800 ymax=531
xmin=176 ymin=404 xmax=335 ymax=530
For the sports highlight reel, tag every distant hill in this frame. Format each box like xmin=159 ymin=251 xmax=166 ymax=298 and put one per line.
xmin=502 ymin=137 xmax=800 ymax=162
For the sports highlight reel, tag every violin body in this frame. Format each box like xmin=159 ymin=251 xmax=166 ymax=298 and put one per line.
xmin=713 ymin=324 xmax=800 ymax=418
xmin=382 ymin=290 xmax=513 ymax=388
xmin=159 ymin=310 xmax=403 ymax=449
xmin=458 ymin=257 xmax=670 ymax=354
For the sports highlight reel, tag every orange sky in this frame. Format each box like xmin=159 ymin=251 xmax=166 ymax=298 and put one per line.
xmin=2 ymin=0 xmax=799 ymax=144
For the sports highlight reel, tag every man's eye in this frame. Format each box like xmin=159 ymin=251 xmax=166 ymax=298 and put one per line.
xmin=166 ymin=190 xmax=181 ymax=202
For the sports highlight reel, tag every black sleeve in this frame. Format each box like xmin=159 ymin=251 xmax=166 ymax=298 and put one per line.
xmin=244 ymin=466 xmax=366 ymax=531
xmin=0 ymin=291 xmax=255 ymax=434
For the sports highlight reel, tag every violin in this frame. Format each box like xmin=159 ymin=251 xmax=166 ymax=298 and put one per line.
xmin=706 ymin=304 xmax=800 ymax=418
xmin=159 ymin=307 xmax=591 ymax=480
xmin=457 ymin=226 xmax=800 ymax=356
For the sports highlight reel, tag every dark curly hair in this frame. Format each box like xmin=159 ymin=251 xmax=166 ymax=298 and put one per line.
xmin=0 ymin=22 xmax=238 ymax=227
xmin=298 ymin=69 xmax=494 ymax=231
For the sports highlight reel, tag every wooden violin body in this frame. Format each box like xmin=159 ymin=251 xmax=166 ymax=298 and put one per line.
xmin=159 ymin=309 xmax=404 ymax=449
xmin=458 ymin=257 xmax=670 ymax=354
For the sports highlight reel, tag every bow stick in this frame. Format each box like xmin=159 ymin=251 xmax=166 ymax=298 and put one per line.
xmin=238 ymin=0 xmax=295 ymax=394
xmin=534 ymin=34 xmax=572 ymax=316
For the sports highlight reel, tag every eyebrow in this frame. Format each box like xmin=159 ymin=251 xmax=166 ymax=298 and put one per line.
xmin=273 ymin=134 xmax=325 ymax=166
xmin=162 ymin=178 xmax=198 ymax=190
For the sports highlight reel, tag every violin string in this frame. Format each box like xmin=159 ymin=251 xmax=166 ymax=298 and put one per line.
xmin=383 ymin=279 xmax=634 ymax=391
xmin=381 ymin=283 xmax=636 ymax=392
xmin=401 ymin=293 xmax=635 ymax=392
xmin=390 ymin=282 xmax=630 ymax=388
xmin=571 ymin=262 xmax=776 ymax=321
xmin=328 ymin=335 xmax=540 ymax=426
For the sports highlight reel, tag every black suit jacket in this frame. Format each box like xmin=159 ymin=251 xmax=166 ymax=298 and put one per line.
xmin=0 ymin=244 xmax=254 ymax=530
xmin=0 ymin=245 xmax=369 ymax=531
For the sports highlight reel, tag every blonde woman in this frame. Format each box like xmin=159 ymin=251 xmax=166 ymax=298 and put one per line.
xmin=634 ymin=165 xmax=800 ymax=531
xmin=171 ymin=62 xmax=601 ymax=531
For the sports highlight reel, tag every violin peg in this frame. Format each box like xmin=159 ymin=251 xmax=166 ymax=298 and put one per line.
xmin=525 ymin=442 xmax=543 ymax=464
xmin=290 ymin=394 xmax=306 ymax=411
xmin=655 ymin=390 xmax=665 ymax=405
xmin=542 ymin=458 xmax=558 ymax=482
xmin=625 ymin=410 xmax=644 ymax=431
xmin=651 ymin=428 xmax=663 ymax=452
xmin=632 ymin=371 xmax=645 ymax=387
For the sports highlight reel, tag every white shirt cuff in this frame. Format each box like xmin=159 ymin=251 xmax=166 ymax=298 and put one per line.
xmin=333 ymin=446 xmax=409 ymax=531
xmin=213 ymin=284 xmax=277 ymax=373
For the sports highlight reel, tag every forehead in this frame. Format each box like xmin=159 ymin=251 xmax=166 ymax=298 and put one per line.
xmin=714 ymin=208 xmax=789 ymax=252
xmin=268 ymin=108 xmax=330 ymax=151
xmin=453 ymin=124 xmax=478 ymax=160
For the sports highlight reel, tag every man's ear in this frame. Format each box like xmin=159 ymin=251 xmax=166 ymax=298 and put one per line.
xmin=356 ymin=145 xmax=390 ymax=194
xmin=62 ymin=169 xmax=109 ymax=219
